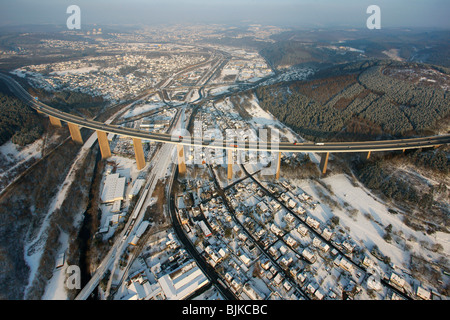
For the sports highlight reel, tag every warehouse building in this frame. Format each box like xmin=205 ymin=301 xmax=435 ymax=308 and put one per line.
xmin=101 ymin=173 xmax=126 ymax=203
xmin=157 ymin=261 xmax=209 ymax=300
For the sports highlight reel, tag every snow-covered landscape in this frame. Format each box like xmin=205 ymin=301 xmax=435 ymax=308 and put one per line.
xmin=0 ymin=21 xmax=448 ymax=304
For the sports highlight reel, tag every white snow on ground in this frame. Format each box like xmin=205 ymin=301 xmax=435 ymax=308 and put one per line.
xmin=382 ymin=49 xmax=403 ymax=62
xmin=208 ymin=85 xmax=238 ymax=96
xmin=0 ymin=132 xmax=67 ymax=194
xmin=11 ymin=66 xmax=99 ymax=78
xmin=0 ymin=139 xmax=43 ymax=187
xmin=122 ymin=102 xmax=165 ymax=119
xmin=24 ymin=132 xmax=98 ymax=298
xmin=97 ymin=155 xmax=143 ymax=236
xmin=9 ymin=68 xmax=43 ymax=78
xmin=108 ymin=155 xmax=141 ymax=182
xmin=245 ymin=95 xmax=278 ymax=128
xmin=240 ymin=93 xmax=322 ymax=165
xmin=185 ymin=89 xmax=200 ymax=102
xmin=240 ymin=93 xmax=305 ymax=145
xmin=49 ymin=66 xmax=99 ymax=76
xmin=41 ymin=232 xmax=70 ymax=300
xmin=213 ymin=163 xmax=245 ymax=189
xmin=0 ymin=139 xmax=42 ymax=163
xmin=259 ymin=67 xmax=315 ymax=86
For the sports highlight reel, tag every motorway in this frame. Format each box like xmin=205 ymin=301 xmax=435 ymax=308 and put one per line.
xmin=1 ymin=72 xmax=449 ymax=154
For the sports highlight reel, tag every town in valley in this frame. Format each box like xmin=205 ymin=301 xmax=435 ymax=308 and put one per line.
xmin=0 ymin=1 xmax=449 ymax=305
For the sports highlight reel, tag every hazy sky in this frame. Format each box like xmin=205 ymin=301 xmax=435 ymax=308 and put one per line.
xmin=0 ymin=0 xmax=449 ymax=29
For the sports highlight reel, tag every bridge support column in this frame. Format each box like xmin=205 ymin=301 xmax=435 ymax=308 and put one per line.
xmin=177 ymin=144 xmax=186 ymax=175
xmin=227 ymin=149 xmax=233 ymax=180
xmin=132 ymin=138 xmax=146 ymax=170
xmin=275 ymin=152 xmax=281 ymax=180
xmin=49 ymin=115 xmax=62 ymax=127
xmin=319 ymin=152 xmax=330 ymax=174
xmin=68 ymin=122 xmax=83 ymax=144
xmin=96 ymin=130 xmax=111 ymax=159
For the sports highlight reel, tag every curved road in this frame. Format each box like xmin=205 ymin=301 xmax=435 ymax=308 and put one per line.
xmin=1 ymin=73 xmax=449 ymax=154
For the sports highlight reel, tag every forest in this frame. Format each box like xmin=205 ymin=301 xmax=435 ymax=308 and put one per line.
xmin=27 ymin=86 xmax=106 ymax=119
xmin=0 ymin=135 xmax=83 ymax=299
xmin=255 ymin=60 xmax=450 ymax=141
xmin=259 ymin=40 xmax=364 ymax=69
xmin=353 ymin=147 xmax=449 ymax=234
xmin=0 ymin=91 xmax=43 ymax=146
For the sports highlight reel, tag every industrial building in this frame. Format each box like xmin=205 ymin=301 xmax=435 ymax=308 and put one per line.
xmin=157 ymin=261 xmax=209 ymax=300
xmin=101 ymin=173 xmax=126 ymax=203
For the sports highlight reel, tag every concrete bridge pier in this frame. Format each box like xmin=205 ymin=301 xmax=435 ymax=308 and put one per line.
xmin=49 ymin=115 xmax=62 ymax=127
xmin=319 ymin=152 xmax=330 ymax=174
xmin=132 ymin=138 xmax=146 ymax=170
xmin=68 ymin=122 xmax=83 ymax=144
xmin=275 ymin=152 xmax=282 ymax=180
xmin=177 ymin=144 xmax=186 ymax=175
xmin=96 ymin=130 xmax=112 ymax=159
xmin=227 ymin=149 xmax=233 ymax=180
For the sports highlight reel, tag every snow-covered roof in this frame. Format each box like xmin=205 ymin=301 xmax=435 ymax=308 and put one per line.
xmin=101 ymin=173 xmax=126 ymax=203
xmin=158 ymin=262 xmax=209 ymax=300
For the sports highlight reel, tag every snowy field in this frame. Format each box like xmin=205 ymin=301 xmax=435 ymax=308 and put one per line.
xmin=121 ymin=102 xmax=166 ymax=119
xmin=208 ymin=85 xmax=238 ymax=96
xmin=0 ymin=138 xmax=43 ymax=188
xmin=0 ymin=139 xmax=42 ymax=162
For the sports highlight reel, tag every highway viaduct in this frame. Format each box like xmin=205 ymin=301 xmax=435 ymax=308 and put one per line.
xmin=1 ymin=73 xmax=449 ymax=178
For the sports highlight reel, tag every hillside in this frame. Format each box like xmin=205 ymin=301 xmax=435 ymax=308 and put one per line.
xmin=255 ymin=60 xmax=450 ymax=142
xmin=0 ymin=85 xmax=43 ymax=146
xmin=261 ymin=29 xmax=450 ymax=69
